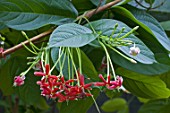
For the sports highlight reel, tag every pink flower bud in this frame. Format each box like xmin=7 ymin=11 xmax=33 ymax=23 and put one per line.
xmin=0 ymin=47 xmax=4 ymax=53
xmin=13 ymin=75 xmax=25 ymax=87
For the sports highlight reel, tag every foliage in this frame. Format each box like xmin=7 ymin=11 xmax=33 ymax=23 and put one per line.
xmin=0 ymin=0 xmax=170 ymax=113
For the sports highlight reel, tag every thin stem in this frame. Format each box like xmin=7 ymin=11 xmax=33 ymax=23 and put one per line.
xmin=105 ymin=43 xmax=137 ymax=64
xmin=110 ymin=23 xmax=118 ymax=38
xmin=21 ymin=43 xmax=37 ymax=55
xmin=76 ymin=48 xmax=82 ymax=74
xmin=59 ymin=47 xmax=63 ymax=75
xmin=50 ymin=47 xmax=64 ymax=73
xmin=67 ymin=48 xmax=80 ymax=86
xmin=99 ymin=41 xmax=116 ymax=80
xmin=82 ymin=17 xmax=96 ymax=33
xmin=60 ymin=49 xmax=67 ymax=75
xmin=118 ymin=26 xmax=139 ymax=40
xmin=88 ymin=90 xmax=101 ymax=113
xmin=67 ymin=51 xmax=71 ymax=81
xmin=41 ymin=51 xmax=45 ymax=72
xmin=45 ymin=48 xmax=50 ymax=65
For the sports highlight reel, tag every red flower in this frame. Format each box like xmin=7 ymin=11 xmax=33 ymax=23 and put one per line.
xmin=94 ymin=74 xmax=123 ymax=90
xmin=13 ymin=75 xmax=25 ymax=87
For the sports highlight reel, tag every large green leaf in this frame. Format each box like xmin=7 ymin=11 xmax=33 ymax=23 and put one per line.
xmin=86 ymin=19 xmax=156 ymax=64
xmin=101 ymin=98 xmax=128 ymax=113
xmin=129 ymin=0 xmax=170 ymax=13
xmin=49 ymin=23 xmax=98 ymax=48
xmin=138 ymin=98 xmax=170 ymax=113
xmin=161 ymin=21 xmax=170 ymax=31
xmin=0 ymin=0 xmax=78 ymax=30
xmin=160 ymin=71 xmax=170 ymax=89
xmin=111 ymin=6 xmax=170 ymax=64
xmin=127 ymin=6 xmax=170 ymax=51
xmin=72 ymin=0 xmax=94 ymax=12
xmin=116 ymin=68 xmax=170 ymax=99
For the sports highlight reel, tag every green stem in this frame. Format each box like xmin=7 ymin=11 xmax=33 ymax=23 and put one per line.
xmin=67 ymin=48 xmax=80 ymax=86
xmin=110 ymin=23 xmax=118 ymax=38
xmin=76 ymin=48 xmax=82 ymax=74
xmin=88 ymin=90 xmax=101 ymax=113
xmin=41 ymin=51 xmax=45 ymax=72
xmin=21 ymin=43 xmax=37 ymax=55
xmin=118 ymin=26 xmax=139 ymax=40
xmin=115 ymin=27 xmax=125 ymax=38
xmin=105 ymin=43 xmax=137 ymax=64
xmin=99 ymin=41 xmax=116 ymax=80
xmin=50 ymin=47 xmax=64 ymax=73
xmin=21 ymin=31 xmax=41 ymax=51
xmin=60 ymin=49 xmax=67 ymax=75
xmin=82 ymin=17 xmax=96 ymax=33
xmin=45 ymin=48 xmax=50 ymax=65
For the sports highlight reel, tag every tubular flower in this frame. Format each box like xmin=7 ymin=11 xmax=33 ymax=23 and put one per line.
xmin=94 ymin=74 xmax=123 ymax=90
xmin=13 ymin=75 xmax=25 ymax=87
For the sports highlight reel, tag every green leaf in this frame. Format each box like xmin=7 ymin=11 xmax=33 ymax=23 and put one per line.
xmin=0 ymin=0 xmax=78 ymax=30
xmin=160 ymin=71 xmax=170 ymax=89
xmin=116 ymin=68 xmax=170 ymax=99
xmin=86 ymin=19 xmax=156 ymax=64
xmin=72 ymin=0 xmax=94 ymax=12
xmin=111 ymin=6 xmax=170 ymax=65
xmin=49 ymin=23 xmax=98 ymax=48
xmin=161 ymin=21 xmax=170 ymax=31
xmin=101 ymin=98 xmax=128 ymax=112
xmin=128 ymin=6 xmax=170 ymax=51
xmin=138 ymin=98 xmax=170 ymax=113
xmin=90 ymin=0 xmax=106 ymax=6
xmin=15 ymin=71 xmax=49 ymax=110
xmin=129 ymin=0 xmax=170 ymax=13
xmin=60 ymin=88 xmax=99 ymax=113
xmin=145 ymin=0 xmax=155 ymax=5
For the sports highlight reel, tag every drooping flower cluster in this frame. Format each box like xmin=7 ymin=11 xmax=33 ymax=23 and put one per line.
xmin=34 ymin=64 xmax=94 ymax=102
xmin=33 ymin=64 xmax=123 ymax=102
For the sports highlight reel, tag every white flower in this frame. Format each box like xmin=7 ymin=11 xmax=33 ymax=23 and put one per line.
xmin=129 ymin=44 xmax=140 ymax=56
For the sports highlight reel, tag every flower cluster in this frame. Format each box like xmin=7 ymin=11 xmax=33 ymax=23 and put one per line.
xmin=94 ymin=74 xmax=123 ymax=90
xmin=34 ymin=64 xmax=93 ymax=102
xmin=33 ymin=64 xmax=123 ymax=102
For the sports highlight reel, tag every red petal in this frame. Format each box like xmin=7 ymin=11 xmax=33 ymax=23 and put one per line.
xmin=45 ymin=64 xmax=50 ymax=75
xmin=34 ymin=72 xmax=45 ymax=76
xmin=60 ymin=76 xmax=65 ymax=83
xmin=99 ymin=74 xmax=106 ymax=83
xmin=84 ymin=83 xmax=92 ymax=89
xmin=49 ymin=75 xmax=58 ymax=80
xmin=93 ymin=82 xmax=106 ymax=86
xmin=107 ymin=75 xmax=111 ymax=85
